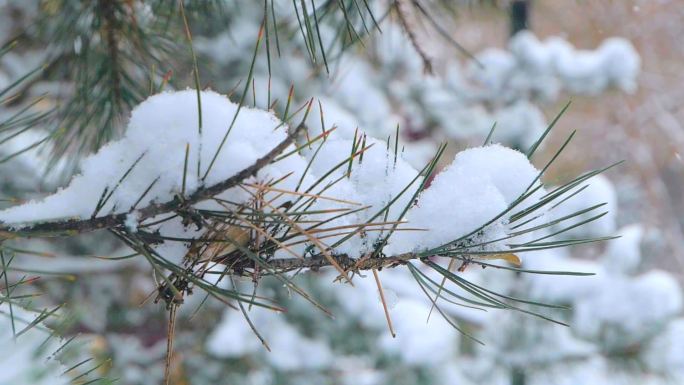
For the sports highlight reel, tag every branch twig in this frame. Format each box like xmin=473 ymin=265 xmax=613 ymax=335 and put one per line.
xmin=229 ymin=252 xmax=420 ymax=274
xmin=395 ymin=0 xmax=433 ymax=74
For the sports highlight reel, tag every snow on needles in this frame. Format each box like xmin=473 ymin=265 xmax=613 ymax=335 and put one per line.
xmin=0 ymin=90 xmax=547 ymax=260
xmin=387 ymin=144 xmax=545 ymax=254
xmin=0 ymin=90 xmax=287 ymax=223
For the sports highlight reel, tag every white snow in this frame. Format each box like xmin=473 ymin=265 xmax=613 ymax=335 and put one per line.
xmin=207 ymin=306 xmax=333 ymax=371
xmin=548 ymin=174 xmax=618 ymax=238
xmin=379 ymin=299 xmax=458 ymax=365
xmin=461 ymin=218 xmax=684 ymax=385
xmin=124 ymin=212 xmax=139 ymax=233
xmin=643 ymin=318 xmax=684 ymax=378
xmin=207 ymin=270 xmax=461 ymax=370
xmin=603 ymin=224 xmax=643 ymax=274
xmin=0 ymin=304 xmax=69 ymax=385
xmin=388 ymin=144 xmax=545 ymax=254
xmin=470 ymin=31 xmax=640 ymax=101
xmin=194 ymin=16 xmax=640 ymax=162
xmin=573 ymin=269 xmax=683 ymax=348
xmin=0 ymin=90 xmax=287 ymax=223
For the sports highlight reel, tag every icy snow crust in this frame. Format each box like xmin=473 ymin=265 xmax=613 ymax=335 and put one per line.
xmin=0 ymin=90 xmax=545 ymax=261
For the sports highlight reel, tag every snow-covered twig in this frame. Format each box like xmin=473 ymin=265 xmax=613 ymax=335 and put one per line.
xmin=0 ymin=121 xmax=305 ymax=239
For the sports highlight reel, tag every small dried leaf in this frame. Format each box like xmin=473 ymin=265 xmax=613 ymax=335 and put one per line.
xmin=477 ymin=253 xmax=522 ymax=267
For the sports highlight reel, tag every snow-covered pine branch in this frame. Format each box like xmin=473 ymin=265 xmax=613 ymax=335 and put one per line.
xmin=0 ymin=90 xmax=601 ymax=293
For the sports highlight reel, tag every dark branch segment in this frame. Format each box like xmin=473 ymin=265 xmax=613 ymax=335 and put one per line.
xmin=229 ymin=252 xmax=420 ymax=275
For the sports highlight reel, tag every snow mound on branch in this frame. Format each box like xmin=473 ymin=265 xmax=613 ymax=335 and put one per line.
xmin=1 ymin=90 xmax=548 ymax=260
xmin=0 ymin=89 xmax=286 ymax=223
xmin=388 ymin=144 xmax=545 ymax=254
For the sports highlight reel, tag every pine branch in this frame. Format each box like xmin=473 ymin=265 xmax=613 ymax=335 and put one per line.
xmin=0 ymin=123 xmax=306 ymax=239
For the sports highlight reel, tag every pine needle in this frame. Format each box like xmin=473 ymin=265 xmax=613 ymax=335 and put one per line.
xmin=163 ymin=304 xmax=178 ymax=385
xmin=372 ymin=268 xmax=396 ymax=338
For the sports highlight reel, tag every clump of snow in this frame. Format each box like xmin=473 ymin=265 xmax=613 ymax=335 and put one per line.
xmin=599 ymin=38 xmax=641 ymax=93
xmin=0 ymin=90 xmax=287 ymax=223
xmin=388 ymin=144 xmax=545 ymax=254
xmin=124 ymin=212 xmax=139 ymax=233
